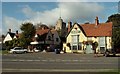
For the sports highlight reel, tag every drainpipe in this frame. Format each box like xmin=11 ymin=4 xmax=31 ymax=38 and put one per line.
xmin=105 ymin=36 xmax=107 ymax=51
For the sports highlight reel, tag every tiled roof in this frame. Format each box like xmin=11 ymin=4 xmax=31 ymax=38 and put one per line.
xmin=51 ymin=29 xmax=57 ymax=34
xmin=35 ymin=29 xmax=50 ymax=41
xmin=80 ymin=22 xmax=112 ymax=37
xmin=36 ymin=29 xmax=50 ymax=35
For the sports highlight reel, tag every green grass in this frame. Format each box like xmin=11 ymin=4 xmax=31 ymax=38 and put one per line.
xmin=0 ymin=50 xmax=9 ymax=54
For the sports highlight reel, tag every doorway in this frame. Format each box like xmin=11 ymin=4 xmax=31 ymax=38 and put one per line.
xmin=86 ymin=44 xmax=93 ymax=54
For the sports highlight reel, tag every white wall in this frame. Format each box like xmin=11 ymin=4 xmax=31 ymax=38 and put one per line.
xmin=3 ymin=34 xmax=12 ymax=43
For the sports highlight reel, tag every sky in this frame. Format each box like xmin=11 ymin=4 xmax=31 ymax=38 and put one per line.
xmin=1 ymin=0 xmax=120 ymax=35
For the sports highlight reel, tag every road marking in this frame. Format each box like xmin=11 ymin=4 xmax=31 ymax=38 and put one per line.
xmin=41 ymin=60 xmax=47 ymax=62
xmin=72 ymin=60 xmax=79 ymax=62
xmin=3 ymin=59 xmax=119 ymax=65
xmin=11 ymin=60 xmax=18 ymax=61
xmin=2 ymin=69 xmax=118 ymax=72
xmin=55 ymin=59 xmax=61 ymax=62
xmin=34 ymin=60 xmax=41 ymax=62
xmin=49 ymin=60 xmax=55 ymax=62
xmin=26 ymin=60 xmax=34 ymax=62
xmin=19 ymin=60 xmax=25 ymax=62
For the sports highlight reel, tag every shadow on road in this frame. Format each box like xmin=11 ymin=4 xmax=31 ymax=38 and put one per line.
xmin=105 ymin=55 xmax=120 ymax=57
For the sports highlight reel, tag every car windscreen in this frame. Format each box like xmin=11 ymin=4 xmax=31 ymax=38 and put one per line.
xmin=14 ymin=48 xmax=23 ymax=50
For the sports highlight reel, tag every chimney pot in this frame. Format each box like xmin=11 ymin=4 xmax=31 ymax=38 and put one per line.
xmin=16 ymin=30 xmax=18 ymax=34
xmin=68 ymin=21 xmax=72 ymax=32
xmin=95 ymin=16 xmax=99 ymax=26
xmin=9 ymin=29 xmax=11 ymax=32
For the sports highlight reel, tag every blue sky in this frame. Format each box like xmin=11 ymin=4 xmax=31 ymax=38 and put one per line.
xmin=1 ymin=1 xmax=119 ymax=35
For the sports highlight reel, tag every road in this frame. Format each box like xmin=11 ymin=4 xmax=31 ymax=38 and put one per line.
xmin=2 ymin=52 xmax=120 ymax=74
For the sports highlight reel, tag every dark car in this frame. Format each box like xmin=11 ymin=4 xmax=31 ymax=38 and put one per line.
xmin=54 ymin=48 xmax=60 ymax=54
xmin=103 ymin=49 xmax=116 ymax=57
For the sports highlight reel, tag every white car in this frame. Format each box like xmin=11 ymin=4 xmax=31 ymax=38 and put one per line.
xmin=10 ymin=47 xmax=28 ymax=54
xmin=27 ymin=48 xmax=40 ymax=53
xmin=33 ymin=48 xmax=40 ymax=52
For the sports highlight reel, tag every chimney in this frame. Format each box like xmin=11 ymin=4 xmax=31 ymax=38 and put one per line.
xmin=9 ymin=29 xmax=11 ymax=33
xmin=95 ymin=16 xmax=99 ymax=26
xmin=16 ymin=30 xmax=18 ymax=34
xmin=67 ymin=21 xmax=72 ymax=32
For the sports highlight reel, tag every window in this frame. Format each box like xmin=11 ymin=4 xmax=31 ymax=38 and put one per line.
xmin=48 ymin=36 xmax=51 ymax=40
xmin=100 ymin=47 xmax=105 ymax=53
xmin=99 ymin=37 xmax=105 ymax=47
xmin=56 ymin=38 xmax=59 ymax=42
xmin=72 ymin=35 xmax=79 ymax=43
xmin=78 ymin=43 xmax=82 ymax=50
xmin=72 ymin=46 xmax=77 ymax=50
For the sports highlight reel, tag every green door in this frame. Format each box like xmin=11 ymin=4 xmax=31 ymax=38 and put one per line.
xmin=86 ymin=44 xmax=93 ymax=54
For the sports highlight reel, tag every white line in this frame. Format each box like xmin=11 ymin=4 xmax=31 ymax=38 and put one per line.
xmin=49 ymin=60 xmax=55 ymax=62
xmin=19 ymin=60 xmax=25 ymax=62
xmin=26 ymin=60 xmax=34 ymax=62
xmin=72 ymin=60 xmax=79 ymax=62
xmin=41 ymin=60 xmax=47 ymax=62
xmin=2 ymin=69 xmax=118 ymax=72
xmin=34 ymin=60 xmax=41 ymax=62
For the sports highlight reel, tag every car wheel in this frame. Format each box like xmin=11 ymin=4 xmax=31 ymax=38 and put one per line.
xmin=105 ymin=52 xmax=109 ymax=57
xmin=113 ymin=53 xmax=116 ymax=56
xmin=24 ymin=51 xmax=27 ymax=53
xmin=13 ymin=52 xmax=16 ymax=54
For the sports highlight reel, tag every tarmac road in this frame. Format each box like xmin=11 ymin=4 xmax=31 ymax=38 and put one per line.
xmin=2 ymin=52 xmax=120 ymax=73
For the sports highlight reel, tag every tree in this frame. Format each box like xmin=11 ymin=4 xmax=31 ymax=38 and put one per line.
xmin=5 ymin=40 xmax=13 ymax=50
xmin=107 ymin=14 xmax=120 ymax=49
xmin=20 ymin=22 xmax=36 ymax=48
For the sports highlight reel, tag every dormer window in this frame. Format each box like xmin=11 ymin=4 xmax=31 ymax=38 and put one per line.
xmin=75 ymin=28 xmax=77 ymax=30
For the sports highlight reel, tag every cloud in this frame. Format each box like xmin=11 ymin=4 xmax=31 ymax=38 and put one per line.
xmin=2 ymin=0 xmax=120 ymax=2
xmin=3 ymin=2 xmax=104 ymax=34
xmin=22 ymin=5 xmax=36 ymax=18
xmin=3 ymin=16 xmax=22 ymax=33
xmin=21 ymin=2 xmax=104 ymax=25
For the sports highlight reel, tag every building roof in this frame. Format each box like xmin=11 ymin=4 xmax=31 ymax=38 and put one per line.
xmin=8 ymin=32 xmax=15 ymax=38
xmin=36 ymin=29 xmax=50 ymax=35
xmin=35 ymin=29 xmax=50 ymax=41
xmin=51 ymin=29 xmax=57 ymax=34
xmin=80 ymin=22 xmax=112 ymax=37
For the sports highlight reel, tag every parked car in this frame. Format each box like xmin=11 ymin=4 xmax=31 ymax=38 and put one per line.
xmin=54 ymin=48 xmax=60 ymax=54
xmin=27 ymin=48 xmax=40 ymax=53
xmin=9 ymin=47 xmax=28 ymax=54
xmin=33 ymin=48 xmax=40 ymax=52
xmin=103 ymin=49 xmax=116 ymax=57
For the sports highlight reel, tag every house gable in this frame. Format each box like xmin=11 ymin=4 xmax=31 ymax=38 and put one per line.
xmin=66 ymin=23 xmax=86 ymax=38
xmin=45 ymin=30 xmax=53 ymax=44
xmin=66 ymin=23 xmax=87 ymax=43
xmin=3 ymin=33 xmax=14 ymax=43
xmin=51 ymin=29 xmax=61 ymax=45
xmin=45 ymin=30 xmax=52 ymax=41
